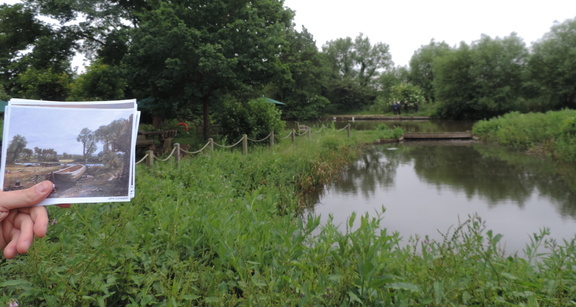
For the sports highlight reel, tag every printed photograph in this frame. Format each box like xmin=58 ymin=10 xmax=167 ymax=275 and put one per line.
xmin=2 ymin=105 xmax=136 ymax=202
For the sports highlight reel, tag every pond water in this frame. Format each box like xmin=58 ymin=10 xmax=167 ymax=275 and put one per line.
xmin=305 ymin=121 xmax=576 ymax=254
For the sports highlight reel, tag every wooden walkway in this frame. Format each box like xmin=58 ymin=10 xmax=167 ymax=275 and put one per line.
xmin=403 ymin=131 xmax=475 ymax=140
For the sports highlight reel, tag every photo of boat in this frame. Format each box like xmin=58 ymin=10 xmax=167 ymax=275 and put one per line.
xmin=51 ymin=164 xmax=87 ymax=183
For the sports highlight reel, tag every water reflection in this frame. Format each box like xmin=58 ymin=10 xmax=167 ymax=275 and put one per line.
xmin=308 ymin=142 xmax=576 ymax=253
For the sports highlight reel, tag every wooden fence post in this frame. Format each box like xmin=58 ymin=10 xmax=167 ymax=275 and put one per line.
xmin=174 ymin=143 xmax=181 ymax=165
xmin=270 ymin=131 xmax=274 ymax=149
xmin=242 ymin=134 xmax=248 ymax=155
xmin=291 ymin=129 xmax=295 ymax=143
xmin=347 ymin=124 xmax=351 ymax=137
xmin=146 ymin=150 xmax=154 ymax=167
xmin=209 ymin=138 xmax=214 ymax=151
xmin=307 ymin=128 xmax=312 ymax=139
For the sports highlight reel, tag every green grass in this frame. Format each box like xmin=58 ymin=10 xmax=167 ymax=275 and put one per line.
xmin=2 ymin=126 xmax=576 ymax=305
xmin=473 ymin=109 xmax=576 ymax=161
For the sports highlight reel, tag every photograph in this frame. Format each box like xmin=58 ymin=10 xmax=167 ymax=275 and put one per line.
xmin=1 ymin=100 xmax=139 ymax=205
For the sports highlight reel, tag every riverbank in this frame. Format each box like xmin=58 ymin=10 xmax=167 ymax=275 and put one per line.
xmin=473 ymin=109 xmax=576 ymax=162
xmin=324 ymin=114 xmax=430 ymax=120
xmin=3 ymin=128 xmax=575 ymax=305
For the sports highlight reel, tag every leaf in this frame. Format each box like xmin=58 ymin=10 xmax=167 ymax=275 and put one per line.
xmin=386 ymin=282 xmax=421 ymax=293
xmin=0 ymin=279 xmax=31 ymax=288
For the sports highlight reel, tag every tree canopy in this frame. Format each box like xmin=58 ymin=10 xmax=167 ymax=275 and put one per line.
xmin=1 ymin=1 xmax=575 ymax=125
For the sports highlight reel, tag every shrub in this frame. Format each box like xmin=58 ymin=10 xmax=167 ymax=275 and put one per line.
xmin=216 ymin=97 xmax=286 ymax=142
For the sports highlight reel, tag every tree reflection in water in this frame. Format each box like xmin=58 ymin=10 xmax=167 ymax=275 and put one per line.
xmin=306 ymin=141 xmax=576 ymax=253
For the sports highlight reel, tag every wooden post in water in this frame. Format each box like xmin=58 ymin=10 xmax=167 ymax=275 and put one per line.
xmin=146 ymin=150 xmax=154 ymax=167
xmin=270 ymin=131 xmax=274 ymax=148
xmin=174 ymin=143 xmax=181 ymax=166
xmin=242 ymin=134 xmax=248 ymax=155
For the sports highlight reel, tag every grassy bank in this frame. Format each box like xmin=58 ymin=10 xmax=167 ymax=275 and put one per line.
xmin=2 ymin=127 xmax=576 ymax=305
xmin=472 ymin=109 xmax=576 ymax=162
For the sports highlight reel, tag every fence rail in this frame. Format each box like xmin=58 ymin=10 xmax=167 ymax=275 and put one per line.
xmin=136 ymin=124 xmax=351 ymax=167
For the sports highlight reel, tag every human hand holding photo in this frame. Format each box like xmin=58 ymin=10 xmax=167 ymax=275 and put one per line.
xmin=0 ymin=181 xmax=69 ymax=259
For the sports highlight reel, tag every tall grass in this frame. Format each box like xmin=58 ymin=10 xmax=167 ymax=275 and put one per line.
xmin=473 ymin=109 xmax=576 ymax=161
xmin=2 ymin=127 xmax=576 ymax=305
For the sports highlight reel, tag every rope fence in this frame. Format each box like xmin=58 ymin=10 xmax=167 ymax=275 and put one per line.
xmin=136 ymin=124 xmax=351 ymax=167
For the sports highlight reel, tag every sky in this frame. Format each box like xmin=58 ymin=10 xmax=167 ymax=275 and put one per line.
xmin=283 ymin=0 xmax=576 ymax=66
xmin=2 ymin=0 xmax=576 ymax=68
xmin=4 ymin=106 xmax=134 ymax=155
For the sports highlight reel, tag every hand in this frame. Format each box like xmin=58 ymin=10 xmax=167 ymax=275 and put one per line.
xmin=0 ymin=181 xmax=61 ymax=259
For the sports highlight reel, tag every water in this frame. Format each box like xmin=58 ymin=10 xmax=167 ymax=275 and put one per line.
xmin=307 ymin=141 xmax=576 ymax=254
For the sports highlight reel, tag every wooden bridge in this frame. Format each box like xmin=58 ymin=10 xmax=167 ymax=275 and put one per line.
xmin=403 ymin=131 xmax=475 ymax=141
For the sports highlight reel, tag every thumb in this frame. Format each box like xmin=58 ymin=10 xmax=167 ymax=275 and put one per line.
xmin=0 ymin=181 xmax=54 ymax=211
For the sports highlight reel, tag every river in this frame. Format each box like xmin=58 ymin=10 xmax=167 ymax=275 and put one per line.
xmin=305 ymin=120 xmax=576 ymax=255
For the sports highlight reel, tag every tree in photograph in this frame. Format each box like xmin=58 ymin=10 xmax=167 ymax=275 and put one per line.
xmin=76 ymin=128 xmax=97 ymax=162
xmin=6 ymin=134 xmax=27 ymax=164
xmin=528 ymin=17 xmax=576 ymax=110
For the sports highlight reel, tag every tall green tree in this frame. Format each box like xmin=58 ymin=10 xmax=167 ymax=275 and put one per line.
xmin=434 ymin=34 xmax=528 ymax=119
xmin=125 ymin=0 xmax=293 ymax=138
xmin=322 ymin=33 xmax=392 ymax=112
xmin=408 ymin=40 xmax=451 ymax=103
xmin=272 ymin=27 xmax=331 ymax=120
xmin=69 ymin=61 xmax=126 ymax=101
xmin=323 ymin=33 xmax=392 ymax=86
xmin=528 ymin=17 xmax=576 ymax=110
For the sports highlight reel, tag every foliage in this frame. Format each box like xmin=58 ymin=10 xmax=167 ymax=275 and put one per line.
xmin=527 ymin=17 xmax=576 ymax=110
xmin=376 ymin=124 xmax=404 ymax=139
xmin=322 ymin=33 xmax=392 ymax=113
xmin=433 ymin=34 xmax=528 ymax=120
xmin=273 ymin=28 xmax=332 ymax=120
xmin=5 ymin=134 xmax=27 ymax=164
xmin=124 ymin=0 xmax=293 ymax=138
xmin=68 ymin=61 xmax=127 ymax=101
xmin=408 ymin=40 xmax=451 ymax=103
xmin=473 ymin=109 xmax=576 ymax=161
xmin=2 ymin=129 xmax=576 ymax=305
xmin=216 ymin=97 xmax=286 ymax=142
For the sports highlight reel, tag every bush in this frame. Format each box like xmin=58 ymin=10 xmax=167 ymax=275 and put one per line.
xmin=216 ymin=97 xmax=286 ymax=142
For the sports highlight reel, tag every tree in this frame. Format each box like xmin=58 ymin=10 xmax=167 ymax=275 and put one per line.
xmin=528 ymin=17 xmax=576 ymax=110
xmin=69 ymin=61 xmax=126 ymax=101
xmin=408 ymin=40 xmax=451 ymax=103
xmin=6 ymin=135 xmax=27 ymax=164
xmin=433 ymin=34 xmax=528 ymax=119
xmin=125 ymin=0 xmax=293 ymax=139
xmin=76 ymin=128 xmax=97 ymax=162
xmin=322 ymin=33 xmax=392 ymax=111
xmin=323 ymin=33 xmax=392 ymax=86
xmin=272 ymin=26 xmax=331 ymax=120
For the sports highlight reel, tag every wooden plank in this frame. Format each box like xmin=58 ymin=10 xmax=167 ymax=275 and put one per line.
xmin=403 ymin=132 xmax=473 ymax=139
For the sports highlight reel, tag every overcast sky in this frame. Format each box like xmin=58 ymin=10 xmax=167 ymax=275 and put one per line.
xmin=5 ymin=106 xmax=133 ymax=155
xmin=3 ymin=0 xmax=576 ymax=68
xmin=284 ymin=0 xmax=576 ymax=66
